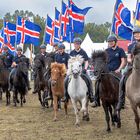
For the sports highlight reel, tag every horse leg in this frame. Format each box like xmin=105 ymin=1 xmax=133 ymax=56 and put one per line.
xmin=71 ymin=99 xmax=79 ymax=126
xmin=64 ymin=101 xmax=68 ymax=118
xmin=131 ymin=105 xmax=140 ymax=135
xmin=6 ymin=90 xmax=10 ymax=106
xmin=82 ymin=98 xmax=90 ymax=121
xmin=20 ymin=93 xmax=23 ymax=107
xmin=13 ymin=90 xmax=17 ymax=107
xmin=58 ymin=98 xmax=61 ymax=110
xmin=103 ymin=104 xmax=111 ymax=132
xmin=38 ymin=91 xmax=43 ymax=106
xmin=0 ymin=88 xmax=2 ymax=100
xmin=108 ymin=105 xmax=115 ymax=126
xmin=53 ymin=96 xmax=58 ymax=121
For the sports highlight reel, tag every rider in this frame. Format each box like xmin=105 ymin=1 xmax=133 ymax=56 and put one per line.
xmin=55 ymin=43 xmax=70 ymax=68
xmin=9 ymin=46 xmax=30 ymax=91
xmin=116 ymin=26 xmax=140 ymax=111
xmin=53 ymin=42 xmax=59 ymax=54
xmin=61 ymin=37 xmax=95 ymax=103
xmin=1 ymin=46 xmax=13 ymax=71
xmin=32 ymin=44 xmax=50 ymax=94
xmin=93 ymin=35 xmax=126 ymax=107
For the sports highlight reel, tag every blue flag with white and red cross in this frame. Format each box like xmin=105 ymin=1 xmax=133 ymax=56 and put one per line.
xmin=3 ymin=21 xmax=16 ymax=45
xmin=112 ymin=0 xmax=133 ymax=40
xmin=68 ymin=0 xmax=92 ymax=34
xmin=16 ymin=16 xmax=41 ymax=46
xmin=54 ymin=8 xmax=62 ymax=43
xmin=45 ymin=15 xmax=54 ymax=45
xmin=0 ymin=29 xmax=4 ymax=53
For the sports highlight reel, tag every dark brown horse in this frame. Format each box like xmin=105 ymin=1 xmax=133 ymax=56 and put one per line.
xmin=92 ymin=51 xmax=121 ymax=132
xmin=12 ymin=57 xmax=30 ymax=106
xmin=33 ymin=53 xmax=55 ymax=107
xmin=0 ymin=55 xmax=10 ymax=105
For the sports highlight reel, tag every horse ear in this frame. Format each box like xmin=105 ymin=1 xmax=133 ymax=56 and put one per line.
xmin=60 ymin=64 xmax=66 ymax=77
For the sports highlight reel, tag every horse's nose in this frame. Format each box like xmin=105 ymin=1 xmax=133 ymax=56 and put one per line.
xmin=51 ymin=80 xmax=57 ymax=86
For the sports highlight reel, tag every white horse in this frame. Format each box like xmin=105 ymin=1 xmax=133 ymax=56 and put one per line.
xmin=67 ymin=55 xmax=89 ymax=126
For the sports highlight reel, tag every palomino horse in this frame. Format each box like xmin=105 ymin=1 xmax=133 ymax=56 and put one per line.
xmin=67 ymin=55 xmax=90 ymax=126
xmin=126 ymin=43 xmax=140 ymax=136
xmin=92 ymin=51 xmax=121 ymax=132
xmin=12 ymin=57 xmax=30 ymax=106
xmin=0 ymin=55 xmax=10 ymax=105
xmin=50 ymin=62 xmax=68 ymax=121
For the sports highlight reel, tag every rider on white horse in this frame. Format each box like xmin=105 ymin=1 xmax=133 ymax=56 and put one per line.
xmin=62 ymin=37 xmax=95 ymax=104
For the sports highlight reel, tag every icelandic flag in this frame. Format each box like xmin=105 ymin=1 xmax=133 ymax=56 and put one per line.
xmin=4 ymin=21 xmax=16 ymax=45
xmin=16 ymin=16 xmax=41 ymax=46
xmin=54 ymin=8 xmax=61 ymax=43
xmin=0 ymin=29 xmax=4 ymax=53
xmin=112 ymin=0 xmax=133 ymax=40
xmin=61 ymin=1 xmax=71 ymax=42
xmin=68 ymin=0 xmax=92 ymax=34
xmin=45 ymin=15 xmax=54 ymax=45
xmin=134 ymin=1 xmax=140 ymax=27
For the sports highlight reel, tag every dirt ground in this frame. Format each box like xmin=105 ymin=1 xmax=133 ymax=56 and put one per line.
xmin=0 ymin=87 xmax=138 ymax=140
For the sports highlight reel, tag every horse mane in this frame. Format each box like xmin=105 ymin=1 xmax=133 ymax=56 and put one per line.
xmin=68 ymin=55 xmax=84 ymax=65
xmin=51 ymin=62 xmax=66 ymax=77
xmin=91 ymin=50 xmax=107 ymax=62
xmin=133 ymin=42 xmax=140 ymax=56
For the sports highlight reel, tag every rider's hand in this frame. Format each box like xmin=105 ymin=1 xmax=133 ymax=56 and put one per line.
xmin=82 ymin=69 xmax=87 ymax=74
xmin=115 ymin=69 xmax=121 ymax=74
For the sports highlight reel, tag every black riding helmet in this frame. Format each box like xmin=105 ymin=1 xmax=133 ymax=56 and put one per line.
xmin=17 ymin=46 xmax=22 ymax=51
xmin=133 ymin=26 xmax=140 ymax=34
xmin=73 ymin=37 xmax=82 ymax=44
xmin=107 ymin=35 xmax=117 ymax=43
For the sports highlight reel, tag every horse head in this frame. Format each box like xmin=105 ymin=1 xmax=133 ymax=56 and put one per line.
xmin=44 ymin=52 xmax=55 ymax=70
xmin=92 ymin=50 xmax=107 ymax=79
xmin=51 ymin=62 xmax=66 ymax=87
xmin=132 ymin=43 xmax=140 ymax=71
xmin=68 ymin=55 xmax=83 ymax=79
xmin=18 ymin=57 xmax=29 ymax=75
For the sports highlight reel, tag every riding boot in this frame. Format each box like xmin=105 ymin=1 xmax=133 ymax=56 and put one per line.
xmin=61 ymin=76 xmax=69 ymax=102
xmin=116 ymin=75 xmax=126 ymax=111
xmin=8 ymin=68 xmax=15 ymax=91
xmin=80 ymin=73 xmax=94 ymax=103
xmin=46 ymin=79 xmax=53 ymax=100
xmin=24 ymin=74 xmax=31 ymax=91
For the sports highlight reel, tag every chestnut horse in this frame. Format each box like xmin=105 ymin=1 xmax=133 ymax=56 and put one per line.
xmin=50 ymin=62 xmax=68 ymax=121
xmin=126 ymin=43 xmax=140 ymax=136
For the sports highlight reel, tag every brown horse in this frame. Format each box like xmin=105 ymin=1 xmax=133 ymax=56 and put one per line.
xmin=92 ymin=51 xmax=121 ymax=132
xmin=0 ymin=55 xmax=10 ymax=105
xmin=50 ymin=62 xmax=68 ymax=121
xmin=126 ymin=43 xmax=140 ymax=136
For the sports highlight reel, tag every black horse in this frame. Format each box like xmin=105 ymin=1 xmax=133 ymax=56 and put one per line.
xmin=92 ymin=50 xmax=121 ymax=132
xmin=33 ymin=52 xmax=55 ymax=107
xmin=0 ymin=55 xmax=10 ymax=105
xmin=12 ymin=57 xmax=30 ymax=106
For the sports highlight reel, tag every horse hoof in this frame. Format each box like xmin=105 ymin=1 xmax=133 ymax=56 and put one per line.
xmin=112 ymin=122 xmax=115 ymax=126
xmin=53 ymin=118 xmax=58 ymax=122
xmin=17 ymin=100 xmax=20 ymax=103
xmin=117 ymin=122 xmax=121 ymax=128
xmin=82 ymin=115 xmax=90 ymax=121
xmin=106 ymin=128 xmax=111 ymax=132
xmin=23 ymin=100 xmax=26 ymax=103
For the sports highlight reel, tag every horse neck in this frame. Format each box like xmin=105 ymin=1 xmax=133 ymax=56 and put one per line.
xmin=131 ymin=69 xmax=140 ymax=87
xmin=70 ymin=75 xmax=81 ymax=87
xmin=37 ymin=67 xmax=44 ymax=80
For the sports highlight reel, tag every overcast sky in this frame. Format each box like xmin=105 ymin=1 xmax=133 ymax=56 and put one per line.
xmin=0 ymin=0 xmax=137 ymax=24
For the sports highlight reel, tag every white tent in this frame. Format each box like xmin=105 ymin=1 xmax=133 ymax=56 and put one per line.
xmin=24 ymin=47 xmax=35 ymax=59
xmin=81 ymin=33 xmax=94 ymax=57
xmin=46 ymin=44 xmax=53 ymax=52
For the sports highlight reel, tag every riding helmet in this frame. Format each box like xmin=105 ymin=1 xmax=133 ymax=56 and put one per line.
xmin=107 ymin=35 xmax=117 ymax=43
xmin=17 ymin=46 xmax=23 ymax=51
xmin=3 ymin=46 xmax=8 ymax=50
xmin=73 ymin=37 xmax=82 ymax=44
xmin=40 ymin=44 xmax=46 ymax=49
xmin=53 ymin=42 xmax=59 ymax=47
xmin=58 ymin=43 xmax=65 ymax=49
xmin=133 ymin=26 xmax=140 ymax=34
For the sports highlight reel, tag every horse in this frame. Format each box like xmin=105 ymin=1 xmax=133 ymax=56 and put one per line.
xmin=12 ymin=57 xmax=30 ymax=106
xmin=50 ymin=62 xmax=68 ymax=121
xmin=33 ymin=53 xmax=54 ymax=107
xmin=67 ymin=55 xmax=90 ymax=126
xmin=92 ymin=50 xmax=121 ymax=132
xmin=126 ymin=43 xmax=140 ymax=136
xmin=0 ymin=55 xmax=11 ymax=105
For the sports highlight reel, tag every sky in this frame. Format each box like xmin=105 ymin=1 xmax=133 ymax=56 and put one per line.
xmin=0 ymin=0 xmax=137 ymax=24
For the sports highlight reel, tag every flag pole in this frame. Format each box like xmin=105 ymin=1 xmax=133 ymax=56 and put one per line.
xmin=43 ymin=15 xmax=47 ymax=44
xmin=131 ymin=0 xmax=139 ymax=42
xmin=110 ymin=0 xmax=118 ymax=36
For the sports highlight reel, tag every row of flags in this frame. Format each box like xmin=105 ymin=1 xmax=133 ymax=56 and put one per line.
xmin=0 ymin=0 xmax=91 ymax=55
xmin=44 ymin=0 xmax=91 ymax=45
xmin=111 ymin=0 xmax=140 ymax=41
